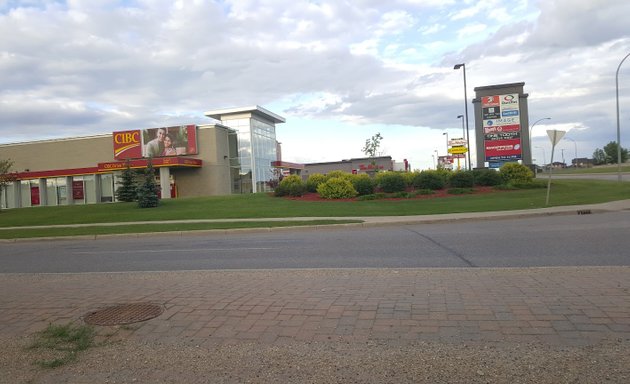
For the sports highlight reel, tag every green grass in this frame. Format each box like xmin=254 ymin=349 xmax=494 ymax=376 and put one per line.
xmin=0 ymin=220 xmax=361 ymax=239
xmin=542 ymin=164 xmax=630 ymax=174
xmin=1 ymin=179 xmax=628 ymax=239
xmin=28 ymin=323 xmax=95 ymax=368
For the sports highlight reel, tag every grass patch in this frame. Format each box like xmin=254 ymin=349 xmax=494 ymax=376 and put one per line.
xmin=0 ymin=180 xmax=628 ymax=233
xmin=28 ymin=323 xmax=95 ymax=368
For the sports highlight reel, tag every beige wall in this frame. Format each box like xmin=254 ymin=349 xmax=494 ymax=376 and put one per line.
xmin=173 ymin=125 xmax=233 ymax=197
xmin=1 ymin=135 xmax=113 ymax=174
xmin=0 ymin=125 xmax=235 ymax=199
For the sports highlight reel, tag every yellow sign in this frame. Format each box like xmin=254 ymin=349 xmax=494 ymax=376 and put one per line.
xmin=448 ymin=146 xmax=468 ymax=154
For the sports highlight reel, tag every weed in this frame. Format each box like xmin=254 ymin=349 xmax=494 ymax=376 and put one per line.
xmin=29 ymin=322 xmax=95 ymax=368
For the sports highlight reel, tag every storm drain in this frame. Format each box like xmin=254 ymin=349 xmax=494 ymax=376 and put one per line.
xmin=84 ymin=303 xmax=164 ymax=326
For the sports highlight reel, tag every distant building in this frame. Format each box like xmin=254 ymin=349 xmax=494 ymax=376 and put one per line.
xmin=302 ymin=156 xmax=394 ymax=180
xmin=1 ymin=106 xmax=285 ymax=209
xmin=572 ymin=157 xmax=594 ymax=168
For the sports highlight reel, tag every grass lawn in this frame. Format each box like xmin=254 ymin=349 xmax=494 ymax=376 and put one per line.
xmin=1 ymin=179 xmax=628 ymax=239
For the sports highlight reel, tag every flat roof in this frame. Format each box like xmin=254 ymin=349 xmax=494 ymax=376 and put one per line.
xmin=204 ymin=105 xmax=286 ymax=124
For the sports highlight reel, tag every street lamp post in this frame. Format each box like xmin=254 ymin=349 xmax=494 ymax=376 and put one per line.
xmin=457 ymin=115 xmax=465 ymax=169
xmin=565 ymin=137 xmax=578 ymax=167
xmin=535 ymin=146 xmax=546 ymax=168
xmin=443 ymin=132 xmax=449 ymax=155
xmin=615 ymin=52 xmax=630 ymax=182
xmin=454 ymin=64 xmax=471 ymax=170
xmin=529 ymin=117 xmax=551 ymax=163
xmin=434 ymin=149 xmax=439 ymax=168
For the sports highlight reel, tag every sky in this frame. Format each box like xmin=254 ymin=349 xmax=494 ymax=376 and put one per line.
xmin=1 ymin=0 xmax=629 ymax=170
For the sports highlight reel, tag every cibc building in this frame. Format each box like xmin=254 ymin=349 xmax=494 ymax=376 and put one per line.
xmin=0 ymin=106 xmax=285 ymax=209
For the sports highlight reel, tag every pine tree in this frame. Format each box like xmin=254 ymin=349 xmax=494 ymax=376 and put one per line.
xmin=115 ymin=160 xmax=138 ymax=202
xmin=137 ymin=160 xmax=159 ymax=208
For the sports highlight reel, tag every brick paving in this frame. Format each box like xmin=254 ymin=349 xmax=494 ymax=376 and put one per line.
xmin=1 ymin=267 xmax=629 ymax=347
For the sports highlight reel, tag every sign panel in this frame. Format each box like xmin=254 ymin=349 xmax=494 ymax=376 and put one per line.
xmin=113 ymin=130 xmax=142 ymax=160
xmin=449 ymin=138 xmax=467 ymax=146
xmin=482 ymin=93 xmax=522 ymax=162
xmin=113 ymin=125 xmax=198 ymax=160
xmin=485 ymin=139 xmax=522 ymax=160
xmin=142 ymin=125 xmax=198 ymax=158
xmin=448 ymin=146 xmax=468 ymax=154
xmin=72 ymin=181 xmax=84 ymax=200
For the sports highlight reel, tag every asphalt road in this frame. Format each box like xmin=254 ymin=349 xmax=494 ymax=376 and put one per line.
xmin=1 ymin=211 xmax=629 ymax=273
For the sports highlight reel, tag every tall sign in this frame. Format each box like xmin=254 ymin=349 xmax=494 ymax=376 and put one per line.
xmin=482 ymin=94 xmax=522 ymax=166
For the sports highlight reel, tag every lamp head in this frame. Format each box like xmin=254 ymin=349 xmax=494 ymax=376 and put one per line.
xmin=453 ymin=63 xmax=465 ymax=70
xmin=457 ymin=115 xmax=463 ymax=119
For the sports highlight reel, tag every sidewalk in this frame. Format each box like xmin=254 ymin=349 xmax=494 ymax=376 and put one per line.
xmin=0 ymin=201 xmax=629 ymax=349
xmin=1 ymin=267 xmax=629 ymax=348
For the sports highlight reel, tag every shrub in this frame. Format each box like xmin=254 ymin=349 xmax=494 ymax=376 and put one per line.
xmin=325 ymin=170 xmax=353 ymax=181
xmin=448 ymin=171 xmax=474 ymax=188
xmin=412 ymin=170 xmax=446 ymax=190
xmin=499 ymin=163 xmax=534 ymax=184
xmin=351 ymin=174 xmax=375 ymax=196
xmin=472 ymin=168 xmax=503 ymax=186
xmin=317 ymin=177 xmax=357 ymax=199
xmin=402 ymin=172 xmax=417 ymax=187
xmin=448 ymin=188 xmax=474 ymax=195
xmin=274 ymin=175 xmax=306 ymax=197
xmin=375 ymin=172 xmax=406 ymax=193
xmin=305 ymin=173 xmax=327 ymax=193
xmin=356 ymin=192 xmax=387 ymax=201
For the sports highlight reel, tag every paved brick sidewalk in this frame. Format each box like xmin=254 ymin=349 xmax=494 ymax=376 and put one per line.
xmin=1 ymin=267 xmax=629 ymax=347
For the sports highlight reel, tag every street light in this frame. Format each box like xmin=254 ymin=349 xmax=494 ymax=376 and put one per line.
xmin=535 ymin=146 xmax=546 ymax=167
xmin=457 ymin=114 xmax=465 ymax=169
xmin=434 ymin=149 xmax=439 ymax=168
xmin=443 ymin=132 xmax=449 ymax=156
xmin=454 ymin=63 xmax=471 ymax=170
xmin=565 ymin=137 xmax=578 ymax=166
xmin=615 ymin=51 xmax=630 ymax=182
xmin=529 ymin=117 xmax=551 ymax=163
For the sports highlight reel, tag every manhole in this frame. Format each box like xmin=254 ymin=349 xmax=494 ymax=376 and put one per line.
xmin=84 ymin=303 xmax=163 ymax=326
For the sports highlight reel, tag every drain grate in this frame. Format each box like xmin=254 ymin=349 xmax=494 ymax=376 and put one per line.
xmin=84 ymin=303 xmax=163 ymax=326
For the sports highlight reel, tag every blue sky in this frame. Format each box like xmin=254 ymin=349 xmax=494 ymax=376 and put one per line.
xmin=1 ymin=0 xmax=629 ymax=170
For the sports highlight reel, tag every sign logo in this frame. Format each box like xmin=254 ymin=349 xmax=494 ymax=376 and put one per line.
xmin=113 ymin=130 xmax=142 ymax=160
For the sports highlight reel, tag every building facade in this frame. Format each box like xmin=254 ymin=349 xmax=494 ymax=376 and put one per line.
xmin=301 ymin=156 xmax=394 ymax=180
xmin=1 ymin=106 xmax=284 ymax=209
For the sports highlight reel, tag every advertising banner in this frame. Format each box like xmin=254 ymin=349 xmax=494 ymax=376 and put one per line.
xmin=483 ymin=93 xmax=522 ymax=161
xmin=485 ymin=139 xmax=522 ymax=160
xmin=72 ymin=181 xmax=84 ymax=200
xmin=113 ymin=130 xmax=143 ymax=160
xmin=142 ymin=125 xmax=198 ymax=158
xmin=113 ymin=125 xmax=198 ymax=159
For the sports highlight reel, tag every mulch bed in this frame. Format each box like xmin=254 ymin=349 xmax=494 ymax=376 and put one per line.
xmin=283 ymin=186 xmax=499 ymax=202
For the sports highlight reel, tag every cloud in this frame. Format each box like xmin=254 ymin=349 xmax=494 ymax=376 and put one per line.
xmin=0 ymin=0 xmax=629 ymax=169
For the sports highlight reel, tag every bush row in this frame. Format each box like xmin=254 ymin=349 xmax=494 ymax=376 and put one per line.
xmin=275 ymin=163 xmax=536 ymax=199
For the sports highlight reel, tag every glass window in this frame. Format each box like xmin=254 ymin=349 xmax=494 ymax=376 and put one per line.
xmin=100 ymin=174 xmax=114 ymax=202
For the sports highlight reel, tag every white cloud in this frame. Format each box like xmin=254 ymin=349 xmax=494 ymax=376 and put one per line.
xmin=0 ymin=0 xmax=629 ymax=171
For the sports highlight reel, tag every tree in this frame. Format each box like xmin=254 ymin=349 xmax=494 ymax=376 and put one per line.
xmin=0 ymin=159 xmax=17 ymax=209
xmin=592 ymin=148 xmax=607 ymax=165
xmin=137 ymin=159 xmax=159 ymax=208
xmin=361 ymin=132 xmax=383 ymax=174
xmin=603 ymin=141 xmax=628 ymax=164
xmin=115 ymin=159 xmax=138 ymax=202
xmin=362 ymin=132 xmax=383 ymax=158
xmin=593 ymin=142 xmax=628 ymax=165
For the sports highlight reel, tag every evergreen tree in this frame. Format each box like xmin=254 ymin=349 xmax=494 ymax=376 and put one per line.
xmin=115 ymin=160 xmax=138 ymax=202
xmin=137 ymin=159 xmax=159 ymax=208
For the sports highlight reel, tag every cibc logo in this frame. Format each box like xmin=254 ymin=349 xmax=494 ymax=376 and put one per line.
xmin=114 ymin=131 xmax=140 ymax=144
